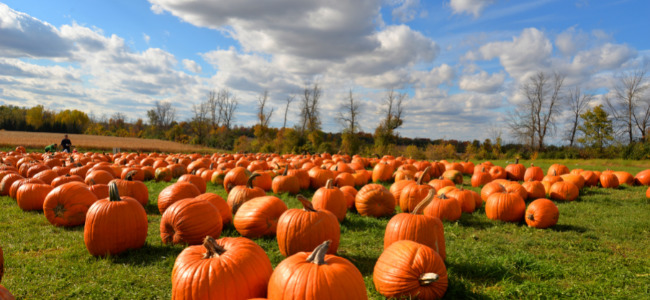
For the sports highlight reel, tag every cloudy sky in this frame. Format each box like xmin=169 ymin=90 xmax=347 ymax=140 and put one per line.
xmin=1 ymin=0 xmax=648 ymax=143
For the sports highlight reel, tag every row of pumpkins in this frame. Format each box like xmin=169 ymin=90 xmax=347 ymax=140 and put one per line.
xmin=1 ymin=147 xmax=650 ymax=299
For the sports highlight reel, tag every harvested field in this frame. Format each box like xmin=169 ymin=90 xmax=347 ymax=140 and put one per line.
xmin=0 ymin=130 xmax=217 ymax=153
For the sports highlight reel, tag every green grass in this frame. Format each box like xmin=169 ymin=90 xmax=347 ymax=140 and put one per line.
xmin=1 ymin=160 xmax=650 ymax=299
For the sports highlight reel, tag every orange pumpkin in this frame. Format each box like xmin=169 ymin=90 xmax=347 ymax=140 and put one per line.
xmin=525 ymin=198 xmax=559 ymax=229
xmin=178 ymin=173 xmax=207 ymax=194
xmin=234 ymin=195 xmax=287 ymax=238
xmin=271 ymin=166 xmax=300 ymax=195
xmin=399 ymin=167 xmax=434 ymax=213
xmin=355 ymin=184 xmax=395 ymax=218
xmin=227 ymin=173 xmax=266 ymax=215
xmin=195 ymin=193 xmax=232 ymax=226
xmin=43 ymin=182 xmax=98 ymax=227
xmin=311 ymin=179 xmax=347 ymax=222
xmin=485 ymin=192 xmax=525 ymax=223
xmin=157 ymin=182 xmax=201 ymax=214
xmin=16 ymin=183 xmax=53 ymax=211
xmin=161 ymin=197 xmax=223 ymax=245
xmin=600 ymin=172 xmax=619 ymax=189
xmin=524 ymin=163 xmax=544 ymax=181
xmin=423 ymin=193 xmax=462 ymax=222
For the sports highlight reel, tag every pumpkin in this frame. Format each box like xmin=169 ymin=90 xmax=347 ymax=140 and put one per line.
xmin=548 ymin=164 xmax=569 ymax=176
xmin=488 ymin=165 xmax=507 ymax=180
xmin=51 ymin=174 xmax=84 ymax=187
xmin=172 ymin=236 xmax=273 ymax=300
xmin=485 ymin=192 xmax=525 ymax=223
xmin=505 ymin=158 xmax=526 ymax=181
xmin=522 ymin=180 xmax=546 ymax=200
xmin=32 ymin=169 xmax=58 ymax=185
xmin=84 ymin=182 xmax=148 ymax=256
xmin=600 ymin=172 xmax=619 ymax=189
xmin=399 ymin=167 xmax=435 ymax=213
xmin=442 ymin=169 xmax=463 ymax=184
xmin=613 ymin=171 xmax=634 ymax=186
xmin=84 ymin=170 xmax=114 ymax=185
xmin=471 ymin=167 xmax=492 ymax=187
xmin=428 ymin=177 xmax=455 ymax=191
xmin=561 ymin=174 xmax=585 ymax=190
xmin=580 ymin=170 xmax=599 ymax=187
xmin=0 ymin=173 xmax=23 ymax=196
xmin=251 ymin=170 xmax=273 ymax=191
xmin=276 ymin=195 xmax=340 ymax=257
xmin=549 ymin=181 xmax=579 ymax=201
xmin=161 ymin=197 xmax=223 ymax=245
xmin=110 ymin=171 xmax=149 ymax=206
xmin=355 ymin=184 xmax=395 ymax=218
xmin=234 ymin=196 xmax=288 ymax=238
xmin=271 ymin=167 xmax=300 ymax=195
xmin=423 ymin=193 xmax=462 ymax=222
xmin=195 ymin=193 xmax=232 ymax=226
xmin=372 ymin=162 xmax=394 ymax=183
xmin=16 ymin=183 xmax=53 ymax=211
xmin=43 ymin=182 xmax=98 ymax=227
xmin=178 ymin=173 xmax=207 ymax=193
xmin=446 ymin=187 xmax=476 ymax=213
xmin=223 ymin=167 xmax=250 ymax=192
xmin=307 ymin=166 xmax=335 ymax=189
xmin=333 ymin=171 xmax=355 ymax=187
xmin=373 ymin=240 xmax=448 ymax=299
xmin=384 ymin=190 xmax=446 ymax=259
xmin=0 ymin=284 xmax=14 ymax=300
xmin=634 ymin=169 xmax=650 ymax=185
xmin=389 ymin=179 xmax=416 ymax=204
xmin=311 ymin=179 xmax=347 ymax=222
xmin=524 ymin=163 xmax=544 ymax=181
xmin=9 ymin=177 xmax=44 ymax=199
xmin=339 ymin=186 xmax=357 ymax=210
xmin=287 ymin=168 xmax=310 ymax=190
xmin=157 ymin=182 xmax=201 ymax=214
xmin=227 ymin=173 xmax=266 ymax=215
xmin=154 ymin=167 xmax=172 ymax=182
xmin=525 ymin=198 xmax=559 ymax=229
xmin=267 ymin=240 xmax=367 ymax=300
xmin=88 ymin=182 xmax=110 ymax=200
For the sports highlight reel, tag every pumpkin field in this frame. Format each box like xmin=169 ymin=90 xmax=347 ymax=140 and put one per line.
xmin=0 ymin=147 xmax=649 ymax=299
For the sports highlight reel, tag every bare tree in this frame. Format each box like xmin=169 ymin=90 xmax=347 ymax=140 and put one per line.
xmin=206 ymin=90 xmax=221 ymax=130
xmin=147 ymin=101 xmax=176 ymax=129
xmin=337 ymin=89 xmax=362 ymax=134
xmin=383 ymin=88 xmax=405 ymax=131
xmin=508 ymin=71 xmax=565 ymax=151
xmin=257 ymin=90 xmax=274 ymax=128
xmin=222 ymin=93 xmax=238 ymax=130
xmin=299 ymin=83 xmax=322 ymax=133
xmin=605 ymin=66 xmax=649 ymax=143
xmin=565 ymin=86 xmax=593 ymax=147
xmin=282 ymin=94 xmax=295 ymax=129
xmin=191 ymin=102 xmax=210 ymax=144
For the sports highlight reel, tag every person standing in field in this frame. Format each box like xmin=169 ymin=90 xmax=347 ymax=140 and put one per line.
xmin=61 ymin=134 xmax=72 ymax=153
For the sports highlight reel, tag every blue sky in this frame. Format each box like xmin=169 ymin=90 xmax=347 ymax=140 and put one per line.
xmin=0 ymin=0 xmax=648 ymax=143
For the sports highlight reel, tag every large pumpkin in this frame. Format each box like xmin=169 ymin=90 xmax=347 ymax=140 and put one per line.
xmin=373 ymin=240 xmax=448 ymax=299
xmin=267 ymin=240 xmax=367 ymax=300
xmin=525 ymin=198 xmax=559 ymax=229
xmin=195 ymin=193 xmax=232 ymax=226
xmin=372 ymin=162 xmax=394 ymax=183
xmin=223 ymin=167 xmax=250 ymax=192
xmin=355 ymin=184 xmax=395 ymax=218
xmin=234 ymin=196 xmax=288 ymax=238
xmin=160 ymin=197 xmax=223 ymax=245
xmin=524 ymin=164 xmax=544 ymax=181
xmin=485 ymin=192 xmax=525 ymax=223
xmin=271 ymin=167 xmax=300 ymax=195
xmin=549 ymin=181 xmax=579 ymax=201
xmin=178 ymin=173 xmax=207 ymax=194
xmin=634 ymin=169 xmax=650 ymax=185
xmin=157 ymin=182 xmax=201 ymax=214
xmin=171 ymin=236 xmax=273 ymax=300
xmin=43 ymin=182 xmax=98 ymax=227
xmin=84 ymin=182 xmax=148 ymax=256
xmin=505 ymin=158 xmax=525 ymax=181
xmin=276 ymin=195 xmax=340 ymax=257
xmin=383 ymin=190 xmax=446 ymax=259
xmin=16 ymin=183 xmax=53 ymax=211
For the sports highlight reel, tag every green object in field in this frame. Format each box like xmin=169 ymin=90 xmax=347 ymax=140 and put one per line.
xmin=44 ymin=143 xmax=57 ymax=153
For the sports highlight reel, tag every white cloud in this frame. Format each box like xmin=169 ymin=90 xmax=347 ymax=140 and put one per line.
xmin=448 ymin=0 xmax=495 ymax=18
xmin=555 ymin=27 xmax=589 ymax=56
xmin=459 ymin=71 xmax=505 ymax=93
xmin=182 ymin=59 xmax=202 ymax=73
xmin=390 ymin=0 xmax=422 ymax=23
xmin=143 ymin=33 xmax=151 ymax=44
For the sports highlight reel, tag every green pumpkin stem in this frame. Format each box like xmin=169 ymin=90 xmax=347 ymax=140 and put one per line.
xmin=202 ymin=236 xmax=226 ymax=258
xmin=412 ymin=189 xmax=435 ymax=215
xmin=126 ymin=170 xmax=137 ymax=181
xmin=307 ymin=240 xmax=331 ymax=265
xmin=419 ymin=272 xmax=440 ymax=286
xmin=417 ymin=167 xmax=431 ymax=185
xmin=108 ymin=182 xmax=121 ymax=202
xmin=296 ymin=195 xmax=317 ymax=212
xmin=283 ymin=165 xmax=289 ymax=176
xmin=247 ymin=172 xmax=261 ymax=189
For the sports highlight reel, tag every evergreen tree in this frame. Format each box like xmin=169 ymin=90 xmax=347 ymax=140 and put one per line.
xmin=578 ymin=105 xmax=614 ymax=154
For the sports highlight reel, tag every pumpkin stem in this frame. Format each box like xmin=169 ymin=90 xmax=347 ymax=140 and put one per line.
xmin=283 ymin=166 xmax=289 ymax=176
xmin=89 ymin=178 xmax=96 ymax=185
xmin=202 ymin=236 xmax=226 ymax=258
xmin=325 ymin=178 xmax=334 ymax=189
xmin=438 ymin=193 xmax=448 ymax=200
xmin=419 ymin=273 xmax=440 ymax=286
xmin=247 ymin=172 xmax=261 ymax=188
xmin=527 ymin=213 xmax=535 ymax=221
xmin=412 ymin=189 xmax=435 ymax=215
xmin=515 ymin=158 xmax=519 ymax=164
xmin=108 ymin=182 xmax=121 ymax=202
xmin=296 ymin=195 xmax=317 ymax=212
xmin=306 ymin=240 xmax=331 ymax=265
xmin=126 ymin=170 xmax=137 ymax=181
xmin=417 ymin=167 xmax=431 ymax=185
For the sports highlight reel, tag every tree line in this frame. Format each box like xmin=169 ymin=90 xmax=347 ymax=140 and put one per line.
xmin=2 ymin=66 xmax=649 ymax=159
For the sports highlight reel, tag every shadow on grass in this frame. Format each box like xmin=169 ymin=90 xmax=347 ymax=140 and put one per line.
xmin=341 ymin=215 xmax=387 ymax=232
xmin=444 ymin=278 xmax=490 ymax=300
xmin=107 ymin=242 xmax=184 ymax=266
xmin=447 ymin=259 xmax=518 ymax=285
xmin=145 ymin=203 xmax=161 ymax=215
xmin=457 ymin=213 xmax=497 ymax=230
xmin=339 ymin=252 xmax=378 ymax=276
xmin=550 ymin=224 xmax=588 ymax=233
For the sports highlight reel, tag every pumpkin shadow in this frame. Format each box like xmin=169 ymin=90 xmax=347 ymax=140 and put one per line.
xmin=456 ymin=213 xmax=496 ymax=230
xmin=446 ymin=259 xmax=518 ymax=285
xmin=549 ymin=224 xmax=588 ymax=233
xmin=106 ymin=242 xmax=184 ymax=266
xmin=443 ymin=278 xmax=490 ymax=300
xmin=341 ymin=215 xmax=387 ymax=232
xmin=338 ymin=252 xmax=378 ymax=276
xmin=144 ymin=202 xmax=161 ymax=215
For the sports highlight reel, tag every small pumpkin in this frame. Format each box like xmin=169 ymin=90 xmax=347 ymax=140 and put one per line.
xmin=110 ymin=171 xmax=149 ymax=206
xmin=549 ymin=181 xmax=579 ymax=201
xmin=271 ymin=166 xmax=300 ymax=195
xmin=423 ymin=193 xmax=462 ymax=222
xmin=311 ymin=179 xmax=347 ymax=222
xmin=227 ymin=173 xmax=266 ymax=215
xmin=178 ymin=173 xmax=207 ymax=194
xmin=485 ymin=191 xmax=525 ymax=223
xmin=161 ymin=197 xmax=223 ymax=245
xmin=524 ymin=163 xmax=544 ymax=181
xmin=525 ymin=198 xmax=559 ymax=229
xmin=399 ymin=167 xmax=435 ymax=213
xmin=157 ymin=182 xmax=201 ymax=214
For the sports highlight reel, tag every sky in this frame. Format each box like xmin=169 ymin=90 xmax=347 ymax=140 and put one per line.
xmin=0 ymin=0 xmax=648 ymax=143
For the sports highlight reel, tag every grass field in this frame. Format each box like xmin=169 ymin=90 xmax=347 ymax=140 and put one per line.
xmin=1 ymin=160 xmax=649 ymax=299
xmin=0 ymin=131 xmax=215 ymax=153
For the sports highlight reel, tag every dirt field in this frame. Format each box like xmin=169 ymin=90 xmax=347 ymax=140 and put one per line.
xmin=0 ymin=130 xmax=217 ymax=153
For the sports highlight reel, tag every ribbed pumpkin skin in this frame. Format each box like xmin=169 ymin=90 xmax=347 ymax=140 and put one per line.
xmin=195 ymin=193 xmax=232 ymax=225
xmin=267 ymin=249 xmax=367 ymax=300
xmin=51 ymin=174 xmax=84 ymax=187
xmin=227 ymin=185 xmax=266 ymax=215
xmin=355 ymin=184 xmax=395 ymax=218
xmin=549 ymin=182 xmax=579 ymax=201
xmin=383 ymin=213 xmax=446 ymax=260
xmin=234 ymin=196 xmax=288 ymax=238
xmin=522 ymin=181 xmax=546 ymax=200
xmin=84 ymin=192 xmax=148 ymax=256
xmin=423 ymin=194 xmax=462 ymax=222
xmin=399 ymin=183 xmax=434 ymax=213
xmin=446 ymin=188 xmax=476 ymax=213
xmin=157 ymin=182 xmax=201 ymax=214
xmin=389 ymin=180 xmax=415 ymax=203
xmin=271 ymin=174 xmax=300 ymax=195
xmin=109 ymin=178 xmax=149 ymax=207
xmin=223 ymin=167 xmax=249 ymax=192
xmin=525 ymin=199 xmax=559 ymax=229
xmin=372 ymin=162 xmax=394 ymax=183
xmin=178 ymin=174 xmax=206 ymax=193
xmin=613 ymin=171 xmax=634 ymax=186
xmin=9 ymin=178 xmax=44 ymax=199
xmin=276 ymin=203 xmax=340 ymax=257
xmin=485 ymin=192 xmax=526 ymax=223
xmin=339 ymin=186 xmax=357 ymax=209
xmin=287 ymin=168 xmax=310 ymax=190
xmin=84 ymin=170 xmax=114 ymax=185
xmin=43 ymin=182 xmax=98 ymax=227
xmin=600 ymin=173 xmax=619 ymax=189
xmin=171 ymin=237 xmax=273 ymax=300
xmin=160 ymin=198 xmax=223 ymax=245
xmin=373 ymin=240 xmax=448 ymax=299
xmin=311 ymin=181 xmax=347 ymax=222
xmin=524 ymin=165 xmax=544 ymax=181
xmin=634 ymin=169 xmax=650 ymax=185
xmin=16 ymin=183 xmax=53 ymax=211
xmin=505 ymin=162 xmax=526 ymax=181
xmin=0 ymin=173 xmax=23 ymax=196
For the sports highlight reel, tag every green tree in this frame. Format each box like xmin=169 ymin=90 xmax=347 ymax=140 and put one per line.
xmin=577 ymin=105 xmax=614 ymax=154
xmin=26 ymin=105 xmax=45 ymax=130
